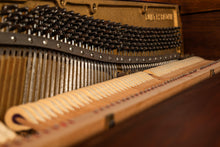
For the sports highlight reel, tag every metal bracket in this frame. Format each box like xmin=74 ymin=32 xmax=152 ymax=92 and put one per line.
xmin=142 ymin=5 xmax=148 ymax=15
xmin=90 ymin=3 xmax=98 ymax=14
xmin=210 ymin=69 xmax=215 ymax=77
xmin=60 ymin=0 xmax=66 ymax=7
xmin=105 ymin=113 xmax=115 ymax=129
xmin=55 ymin=0 xmax=65 ymax=8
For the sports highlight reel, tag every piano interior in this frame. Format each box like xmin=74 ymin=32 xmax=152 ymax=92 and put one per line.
xmin=0 ymin=0 xmax=219 ymax=146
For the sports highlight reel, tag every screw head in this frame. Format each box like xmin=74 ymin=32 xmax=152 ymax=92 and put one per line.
xmin=69 ymin=47 xmax=73 ymax=51
xmin=43 ymin=40 xmax=47 ymax=45
xmin=60 ymin=0 xmax=65 ymax=6
xmin=11 ymin=36 xmax=16 ymax=42
xmin=57 ymin=43 xmax=61 ymax=48
xmin=80 ymin=50 xmax=84 ymax=54
xmin=28 ymin=37 xmax=32 ymax=43
xmin=142 ymin=5 xmax=147 ymax=14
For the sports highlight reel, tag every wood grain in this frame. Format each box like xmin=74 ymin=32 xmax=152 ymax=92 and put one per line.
xmin=76 ymin=73 xmax=220 ymax=147
xmin=182 ymin=11 xmax=220 ymax=60
xmin=125 ymin=0 xmax=220 ymax=14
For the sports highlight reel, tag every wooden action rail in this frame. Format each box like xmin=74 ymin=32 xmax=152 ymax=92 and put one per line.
xmin=2 ymin=56 xmax=220 ymax=147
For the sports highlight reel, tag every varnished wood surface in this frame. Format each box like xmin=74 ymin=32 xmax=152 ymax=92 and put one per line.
xmin=127 ymin=0 xmax=220 ymax=14
xmin=76 ymin=73 xmax=220 ymax=147
xmin=182 ymin=11 xmax=220 ymax=60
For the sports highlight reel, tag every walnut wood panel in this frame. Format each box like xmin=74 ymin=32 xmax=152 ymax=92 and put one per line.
xmin=129 ymin=0 xmax=220 ymax=14
xmin=76 ymin=73 xmax=220 ymax=147
xmin=182 ymin=11 xmax=220 ymax=60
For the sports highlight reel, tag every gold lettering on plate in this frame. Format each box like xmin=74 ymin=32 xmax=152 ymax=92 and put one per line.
xmin=145 ymin=13 xmax=173 ymax=21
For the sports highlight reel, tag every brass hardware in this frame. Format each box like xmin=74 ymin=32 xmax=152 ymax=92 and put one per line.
xmin=142 ymin=5 xmax=147 ymax=14
xmin=176 ymin=47 xmax=182 ymax=54
xmin=60 ymin=0 xmax=66 ymax=6
xmin=90 ymin=3 xmax=97 ymax=14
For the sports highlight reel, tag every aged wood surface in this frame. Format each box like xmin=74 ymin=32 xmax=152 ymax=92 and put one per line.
xmin=182 ymin=11 xmax=220 ymax=60
xmin=132 ymin=0 xmax=220 ymax=14
xmin=76 ymin=73 xmax=220 ymax=147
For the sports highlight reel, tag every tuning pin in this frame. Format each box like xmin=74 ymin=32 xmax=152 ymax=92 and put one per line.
xmin=34 ymin=5 xmax=49 ymax=12
xmin=16 ymin=7 xmax=29 ymax=14
xmin=44 ymin=28 xmax=54 ymax=38
xmin=15 ymin=23 xmax=25 ymax=33
xmin=8 ymin=24 xmax=20 ymax=32
xmin=0 ymin=9 xmax=12 ymax=16
xmin=2 ymin=5 xmax=18 ymax=11
xmin=0 ymin=22 xmax=10 ymax=32
xmin=6 ymin=13 xmax=21 ymax=24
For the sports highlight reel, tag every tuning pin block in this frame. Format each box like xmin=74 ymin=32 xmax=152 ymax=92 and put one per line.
xmin=0 ymin=5 xmax=182 ymax=53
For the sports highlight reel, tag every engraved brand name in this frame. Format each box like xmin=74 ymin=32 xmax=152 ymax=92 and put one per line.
xmin=145 ymin=13 xmax=173 ymax=21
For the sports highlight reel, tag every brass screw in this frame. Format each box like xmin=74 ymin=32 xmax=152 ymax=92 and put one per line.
xmin=90 ymin=3 xmax=97 ymax=14
xmin=142 ymin=6 xmax=147 ymax=14
xmin=176 ymin=47 xmax=181 ymax=54
xmin=60 ymin=0 xmax=65 ymax=6
xmin=93 ymin=3 xmax=97 ymax=11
